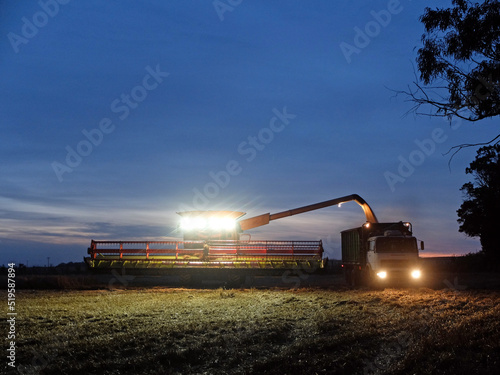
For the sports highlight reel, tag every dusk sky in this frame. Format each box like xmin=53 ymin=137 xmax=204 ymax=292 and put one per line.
xmin=2 ymin=0 xmax=499 ymax=266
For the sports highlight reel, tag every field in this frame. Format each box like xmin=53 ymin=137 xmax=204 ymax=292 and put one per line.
xmin=3 ymin=280 xmax=500 ymax=375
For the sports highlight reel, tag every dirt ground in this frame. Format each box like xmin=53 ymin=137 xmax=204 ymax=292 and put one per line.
xmin=2 ymin=275 xmax=500 ymax=375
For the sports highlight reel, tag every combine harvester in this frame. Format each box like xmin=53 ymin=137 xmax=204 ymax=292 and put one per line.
xmin=85 ymin=194 xmax=424 ymax=286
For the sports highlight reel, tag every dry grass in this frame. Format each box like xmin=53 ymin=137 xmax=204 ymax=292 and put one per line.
xmin=2 ymin=287 xmax=500 ymax=375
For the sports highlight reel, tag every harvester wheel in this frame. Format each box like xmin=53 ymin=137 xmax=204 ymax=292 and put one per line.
xmin=226 ymin=274 xmax=244 ymax=288
xmin=245 ymin=275 xmax=255 ymax=287
xmin=179 ymin=273 xmax=192 ymax=285
xmin=179 ymin=273 xmax=203 ymax=287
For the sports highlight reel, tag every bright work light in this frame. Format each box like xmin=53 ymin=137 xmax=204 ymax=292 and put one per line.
xmin=194 ymin=217 xmax=207 ymax=229
xmin=180 ymin=217 xmax=193 ymax=231
xmin=411 ymin=269 xmax=421 ymax=279
xmin=181 ymin=216 xmax=236 ymax=231
xmin=209 ymin=217 xmax=235 ymax=231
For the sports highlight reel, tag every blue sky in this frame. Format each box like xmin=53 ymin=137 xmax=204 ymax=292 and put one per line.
xmin=1 ymin=0 xmax=498 ymax=266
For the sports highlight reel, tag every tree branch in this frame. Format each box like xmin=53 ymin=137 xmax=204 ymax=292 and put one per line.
xmin=444 ymin=133 xmax=500 ymax=169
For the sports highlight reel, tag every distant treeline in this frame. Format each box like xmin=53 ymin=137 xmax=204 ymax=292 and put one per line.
xmin=422 ymin=253 xmax=500 ymax=273
xmin=1 ymin=253 xmax=498 ymax=276
xmin=0 ymin=262 xmax=89 ymax=275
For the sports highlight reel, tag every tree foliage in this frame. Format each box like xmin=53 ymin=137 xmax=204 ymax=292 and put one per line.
xmin=403 ymin=0 xmax=500 ymax=134
xmin=457 ymin=144 xmax=500 ymax=260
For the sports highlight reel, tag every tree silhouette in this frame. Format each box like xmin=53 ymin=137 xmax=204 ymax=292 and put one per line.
xmin=457 ymin=144 xmax=500 ymax=261
xmin=401 ymin=0 xmax=500 ymax=148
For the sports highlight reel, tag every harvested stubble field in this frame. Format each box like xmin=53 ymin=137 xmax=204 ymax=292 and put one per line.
xmin=3 ymin=286 xmax=500 ymax=375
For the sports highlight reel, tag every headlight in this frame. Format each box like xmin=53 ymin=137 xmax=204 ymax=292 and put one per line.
xmin=411 ymin=270 xmax=421 ymax=279
xmin=376 ymin=271 xmax=387 ymax=279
